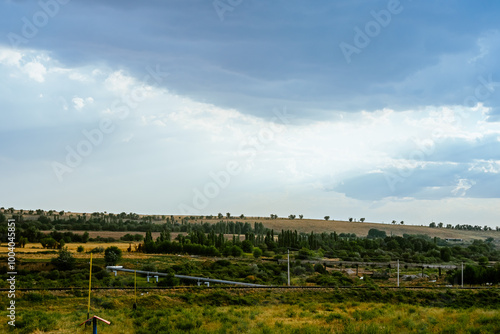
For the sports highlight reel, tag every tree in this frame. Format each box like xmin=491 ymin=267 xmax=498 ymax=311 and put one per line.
xmin=429 ymin=222 xmax=436 ymax=228
xmin=218 ymin=213 xmax=223 ymax=219
xmin=440 ymin=247 xmax=451 ymax=262
xmin=241 ymin=240 xmax=254 ymax=253
xmin=104 ymin=246 xmax=122 ymax=266
xmin=226 ymin=212 xmax=231 ymax=219
xmin=348 ymin=218 xmax=353 ymax=222
xmin=157 ymin=227 xmax=171 ymax=243
xmin=77 ymin=245 xmax=84 ymax=253
xmin=400 ymin=221 xmax=404 ymax=225
xmin=289 ymin=214 xmax=296 ymax=220
xmin=360 ymin=218 xmax=365 ymax=222
xmin=367 ymin=229 xmax=387 ymax=239
xmin=230 ymin=245 xmax=243 ymax=257
xmin=18 ymin=237 xmax=27 ymax=248
xmin=82 ymin=231 xmax=90 ymax=243
xmin=0 ymin=212 xmax=6 ymax=223
xmin=51 ymin=247 xmax=75 ymax=271
xmin=145 ymin=230 xmax=153 ymax=243
xmin=324 ymin=216 xmax=330 ymax=221
xmin=253 ymin=247 xmax=262 ymax=258
xmin=40 ymin=237 xmax=58 ymax=249
xmin=391 ymin=220 xmax=397 ymax=225
xmin=240 ymin=214 xmax=245 ymax=219
xmin=299 ymin=215 xmax=303 ymax=219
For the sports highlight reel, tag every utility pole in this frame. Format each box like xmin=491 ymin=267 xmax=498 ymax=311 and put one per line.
xmin=461 ymin=262 xmax=464 ymax=288
xmin=287 ymin=248 xmax=290 ymax=286
xmin=397 ymin=259 xmax=399 ymax=287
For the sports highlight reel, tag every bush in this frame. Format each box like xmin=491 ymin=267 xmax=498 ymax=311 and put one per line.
xmin=314 ymin=263 xmax=327 ymax=274
xmin=16 ymin=310 xmax=57 ymax=332
xmin=48 ymin=270 xmax=60 ymax=280
xmin=242 ymin=240 xmax=254 ymax=253
xmin=253 ymin=247 xmax=263 ymax=258
xmin=231 ymin=245 xmax=243 ymax=257
xmin=95 ymin=269 xmax=110 ymax=280
xmin=77 ymin=245 xmax=84 ymax=253
xmin=293 ymin=266 xmax=306 ymax=276
xmin=142 ymin=263 xmax=157 ymax=272
xmin=90 ymin=246 xmax=104 ymax=254
xmin=51 ymin=248 xmax=76 ymax=271
xmin=158 ymin=274 xmax=180 ymax=287
xmin=104 ymin=246 xmax=122 ymax=266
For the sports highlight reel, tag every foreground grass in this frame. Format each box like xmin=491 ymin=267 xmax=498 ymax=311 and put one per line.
xmin=2 ymin=288 xmax=500 ymax=333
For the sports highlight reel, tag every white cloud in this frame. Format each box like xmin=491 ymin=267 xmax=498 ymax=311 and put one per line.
xmin=71 ymin=96 xmax=94 ymax=111
xmin=72 ymin=97 xmax=85 ymax=110
xmin=0 ymin=48 xmax=22 ymax=66
xmin=451 ymin=179 xmax=476 ymax=197
xmin=23 ymin=61 xmax=47 ymax=82
xmin=104 ymin=70 xmax=136 ymax=93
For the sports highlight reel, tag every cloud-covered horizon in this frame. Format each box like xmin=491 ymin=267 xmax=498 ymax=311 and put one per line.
xmin=1 ymin=1 xmax=500 ymax=227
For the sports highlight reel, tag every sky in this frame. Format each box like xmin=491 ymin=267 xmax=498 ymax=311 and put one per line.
xmin=1 ymin=0 xmax=500 ymax=227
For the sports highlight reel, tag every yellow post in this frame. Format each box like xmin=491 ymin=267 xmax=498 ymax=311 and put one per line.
xmin=87 ymin=253 xmax=93 ymax=321
xmin=133 ymin=270 xmax=137 ymax=309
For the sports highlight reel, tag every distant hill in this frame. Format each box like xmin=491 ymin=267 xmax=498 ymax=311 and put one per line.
xmin=253 ymin=218 xmax=497 ymax=242
xmin=3 ymin=208 xmax=498 ymax=242
xmin=168 ymin=215 xmax=497 ymax=242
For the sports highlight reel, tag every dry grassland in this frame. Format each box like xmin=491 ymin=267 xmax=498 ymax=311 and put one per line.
xmin=181 ymin=217 xmax=498 ymax=241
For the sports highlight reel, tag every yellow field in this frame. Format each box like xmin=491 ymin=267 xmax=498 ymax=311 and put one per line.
xmin=0 ymin=242 xmax=153 ymax=261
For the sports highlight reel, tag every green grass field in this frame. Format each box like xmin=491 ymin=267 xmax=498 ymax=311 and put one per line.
xmin=3 ymin=288 xmax=500 ymax=333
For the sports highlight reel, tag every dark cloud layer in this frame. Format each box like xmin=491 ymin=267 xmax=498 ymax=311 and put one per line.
xmin=2 ymin=0 xmax=500 ymax=119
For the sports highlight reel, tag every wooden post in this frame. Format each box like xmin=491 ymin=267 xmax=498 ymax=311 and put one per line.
xmin=87 ymin=253 xmax=93 ymax=325
xmin=79 ymin=315 xmax=111 ymax=333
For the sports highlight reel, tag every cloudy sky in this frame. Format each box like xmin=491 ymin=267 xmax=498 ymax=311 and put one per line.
xmin=1 ymin=0 xmax=500 ymax=227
